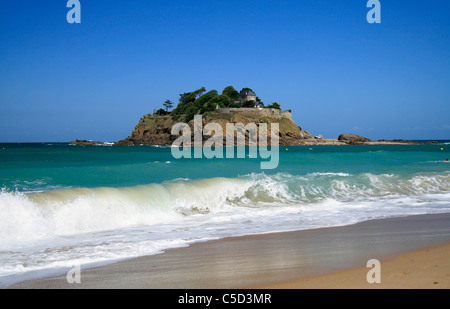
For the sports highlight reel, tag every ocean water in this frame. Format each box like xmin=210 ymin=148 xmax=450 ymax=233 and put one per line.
xmin=0 ymin=142 xmax=449 ymax=286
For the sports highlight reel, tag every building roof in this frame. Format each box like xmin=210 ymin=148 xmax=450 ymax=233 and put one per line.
xmin=240 ymin=89 xmax=256 ymax=96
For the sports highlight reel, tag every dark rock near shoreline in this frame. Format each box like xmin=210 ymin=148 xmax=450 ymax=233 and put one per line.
xmin=376 ymin=139 xmax=421 ymax=145
xmin=70 ymin=139 xmax=109 ymax=146
xmin=338 ymin=134 xmax=372 ymax=145
xmin=422 ymin=140 xmax=440 ymax=144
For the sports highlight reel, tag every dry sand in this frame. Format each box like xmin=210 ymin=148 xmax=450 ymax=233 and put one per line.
xmin=254 ymin=244 xmax=450 ymax=289
xmin=6 ymin=213 xmax=450 ymax=289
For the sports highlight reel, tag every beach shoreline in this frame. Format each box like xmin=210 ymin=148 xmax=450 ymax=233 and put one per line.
xmin=5 ymin=213 xmax=450 ymax=289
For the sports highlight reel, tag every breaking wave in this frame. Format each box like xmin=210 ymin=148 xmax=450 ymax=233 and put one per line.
xmin=1 ymin=171 xmax=449 ymax=249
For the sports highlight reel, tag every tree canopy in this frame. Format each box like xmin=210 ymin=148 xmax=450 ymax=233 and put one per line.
xmin=267 ymin=102 xmax=281 ymax=110
xmin=167 ymin=86 xmax=281 ymax=121
xmin=163 ymin=100 xmax=174 ymax=112
xmin=222 ymin=86 xmax=240 ymax=101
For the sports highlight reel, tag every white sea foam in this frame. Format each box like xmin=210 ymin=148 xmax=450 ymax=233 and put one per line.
xmin=0 ymin=171 xmax=449 ymax=286
xmin=307 ymin=172 xmax=352 ymax=177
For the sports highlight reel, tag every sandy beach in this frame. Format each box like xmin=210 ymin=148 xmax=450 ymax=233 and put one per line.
xmin=256 ymin=244 xmax=450 ymax=289
xmin=6 ymin=213 xmax=450 ymax=289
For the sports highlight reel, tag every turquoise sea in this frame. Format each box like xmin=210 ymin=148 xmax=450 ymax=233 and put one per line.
xmin=0 ymin=142 xmax=449 ymax=286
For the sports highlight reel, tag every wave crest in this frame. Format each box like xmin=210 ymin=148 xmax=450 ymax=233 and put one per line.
xmin=1 ymin=171 xmax=449 ymax=248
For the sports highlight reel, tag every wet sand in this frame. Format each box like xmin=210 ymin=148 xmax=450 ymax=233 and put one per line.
xmin=6 ymin=213 xmax=450 ymax=289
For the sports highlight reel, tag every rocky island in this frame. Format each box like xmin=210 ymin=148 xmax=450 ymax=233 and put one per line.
xmin=70 ymin=139 xmax=113 ymax=146
xmin=72 ymin=86 xmax=431 ymax=146
xmin=114 ymin=86 xmax=317 ymax=146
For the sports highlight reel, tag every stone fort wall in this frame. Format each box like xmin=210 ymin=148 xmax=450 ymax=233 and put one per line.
xmin=216 ymin=108 xmax=292 ymax=120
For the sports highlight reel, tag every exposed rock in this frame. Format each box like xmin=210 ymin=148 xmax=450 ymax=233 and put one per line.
xmin=338 ymin=134 xmax=372 ymax=145
xmin=390 ymin=139 xmax=421 ymax=144
xmin=375 ymin=139 xmax=421 ymax=145
xmin=422 ymin=140 xmax=439 ymax=144
xmin=70 ymin=139 xmax=109 ymax=146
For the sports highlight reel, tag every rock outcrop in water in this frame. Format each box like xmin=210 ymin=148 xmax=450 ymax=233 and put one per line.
xmin=337 ymin=134 xmax=372 ymax=145
xmin=70 ymin=139 xmax=107 ymax=146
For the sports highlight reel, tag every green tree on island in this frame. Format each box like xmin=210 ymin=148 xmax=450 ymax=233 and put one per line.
xmin=242 ymin=100 xmax=256 ymax=107
xmin=163 ymin=100 xmax=174 ymax=112
xmin=222 ymin=86 xmax=240 ymax=101
xmin=154 ymin=108 xmax=168 ymax=116
xmin=267 ymin=102 xmax=281 ymax=110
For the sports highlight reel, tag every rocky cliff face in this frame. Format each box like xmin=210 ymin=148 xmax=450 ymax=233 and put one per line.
xmin=114 ymin=109 xmax=313 ymax=146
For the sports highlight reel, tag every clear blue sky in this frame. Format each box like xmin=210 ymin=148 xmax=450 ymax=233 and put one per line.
xmin=0 ymin=0 xmax=449 ymax=142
